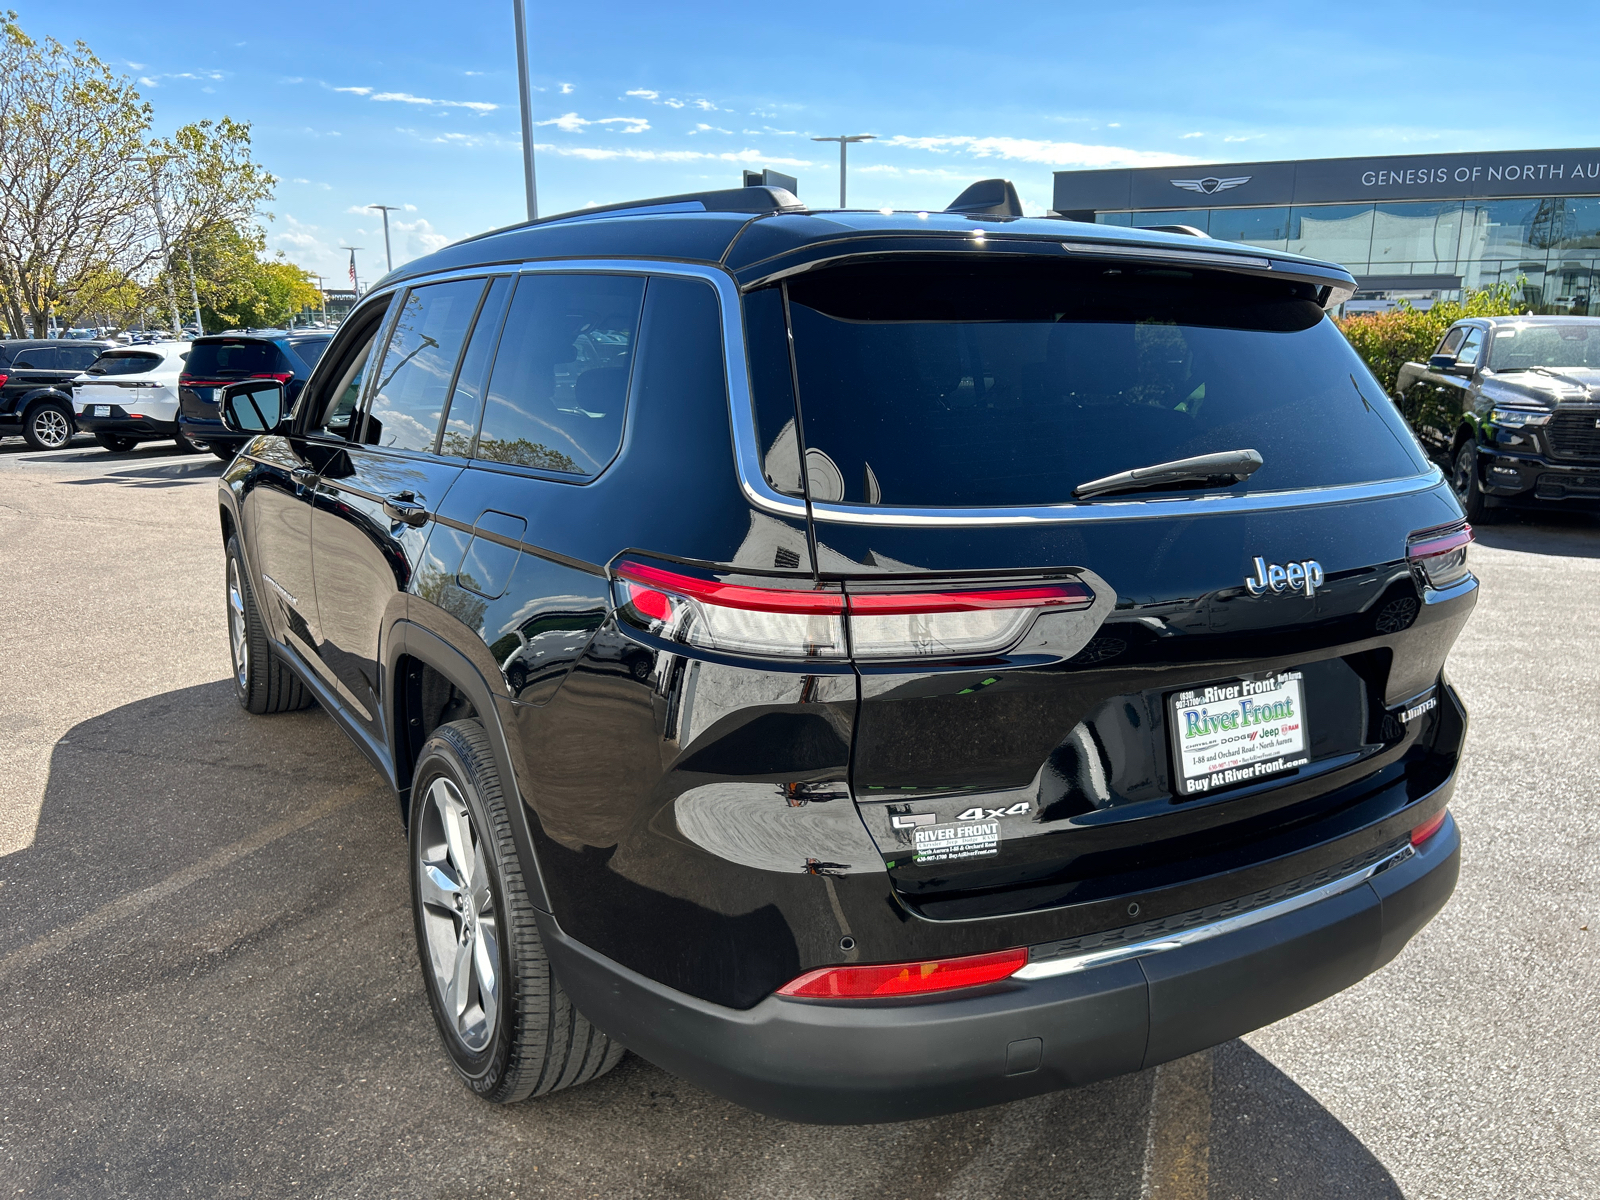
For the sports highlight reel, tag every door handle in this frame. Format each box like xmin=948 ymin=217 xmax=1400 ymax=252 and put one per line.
xmin=291 ymin=467 xmax=318 ymax=487
xmin=382 ymin=491 xmax=430 ymax=528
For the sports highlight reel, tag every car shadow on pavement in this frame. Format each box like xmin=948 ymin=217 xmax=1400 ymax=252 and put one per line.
xmin=1473 ymin=510 xmax=1600 ymax=558
xmin=53 ymin=458 xmax=226 ymax=488
xmin=0 ymin=681 xmax=1404 ymax=1200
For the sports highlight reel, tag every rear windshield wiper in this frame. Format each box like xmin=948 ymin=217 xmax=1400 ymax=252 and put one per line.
xmin=1073 ymin=449 xmax=1263 ymax=500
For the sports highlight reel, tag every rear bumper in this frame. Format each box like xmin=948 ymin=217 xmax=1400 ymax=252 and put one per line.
xmin=76 ymin=413 xmax=176 ymax=435
xmin=177 ymin=414 xmax=245 ymax=449
xmin=542 ymin=814 xmax=1459 ymax=1124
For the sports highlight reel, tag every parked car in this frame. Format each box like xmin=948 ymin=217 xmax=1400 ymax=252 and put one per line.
xmin=72 ymin=342 xmax=194 ymax=452
xmin=178 ymin=331 xmax=330 ymax=459
xmin=214 ymin=183 xmax=1472 ymax=1123
xmin=1395 ymin=315 xmax=1600 ymax=520
xmin=0 ymin=338 xmax=115 ymax=449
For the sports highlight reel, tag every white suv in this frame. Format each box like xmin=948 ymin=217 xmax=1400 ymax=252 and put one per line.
xmin=73 ymin=341 xmax=194 ymax=452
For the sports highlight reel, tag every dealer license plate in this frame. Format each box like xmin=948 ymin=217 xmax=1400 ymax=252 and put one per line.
xmin=1170 ymin=671 xmax=1309 ymax=796
xmin=93 ymin=405 xmax=110 ymax=416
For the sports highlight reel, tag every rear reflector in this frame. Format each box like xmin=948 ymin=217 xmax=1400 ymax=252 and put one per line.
xmin=777 ymin=948 xmax=1029 ymax=999
xmin=0 ymin=373 xmax=8 ymax=388
xmin=613 ymin=558 xmax=1093 ymax=661
xmin=1410 ymin=809 xmax=1448 ymax=846
xmin=1408 ymin=523 xmax=1473 ymax=589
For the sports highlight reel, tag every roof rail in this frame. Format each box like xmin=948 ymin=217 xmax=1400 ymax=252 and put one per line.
xmin=453 ymin=186 xmax=805 ymax=248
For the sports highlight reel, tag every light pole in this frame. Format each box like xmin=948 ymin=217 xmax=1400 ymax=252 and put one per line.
xmin=513 ymin=0 xmax=539 ymax=220
xmin=810 ymin=134 xmax=875 ymax=208
xmin=368 ymin=204 xmax=400 ymax=273
xmin=311 ymin=274 xmax=327 ymax=324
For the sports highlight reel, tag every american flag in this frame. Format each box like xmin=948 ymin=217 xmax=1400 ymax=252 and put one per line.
xmin=348 ymin=249 xmax=357 ymax=287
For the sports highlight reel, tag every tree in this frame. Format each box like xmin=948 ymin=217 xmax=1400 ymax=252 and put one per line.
xmin=0 ymin=13 xmax=275 ymax=335
xmin=163 ymin=222 xmax=319 ymax=331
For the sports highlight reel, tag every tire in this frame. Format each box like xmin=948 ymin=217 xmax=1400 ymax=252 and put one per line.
xmin=22 ymin=402 xmax=73 ymax=451
xmin=1451 ymin=442 xmax=1489 ymax=524
xmin=225 ymin=535 xmax=314 ymax=714
xmin=212 ymin=445 xmax=236 ymax=462
xmin=172 ymin=425 xmax=198 ymax=454
xmin=94 ymin=433 xmax=139 ymax=453
xmin=410 ymin=720 xmax=626 ymax=1103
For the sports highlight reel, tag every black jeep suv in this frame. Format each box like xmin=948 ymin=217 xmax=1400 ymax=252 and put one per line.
xmin=1396 ymin=315 xmax=1600 ymax=519
xmin=179 ymin=331 xmax=330 ymax=459
xmin=0 ymin=338 xmax=114 ymax=449
xmin=214 ymin=185 xmax=1473 ymax=1123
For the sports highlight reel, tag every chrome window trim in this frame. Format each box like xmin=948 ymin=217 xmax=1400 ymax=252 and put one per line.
xmin=371 ymin=256 xmax=1426 ymax=528
xmin=1059 ymin=240 xmax=1274 ymax=270
xmin=1013 ymin=844 xmax=1414 ymax=981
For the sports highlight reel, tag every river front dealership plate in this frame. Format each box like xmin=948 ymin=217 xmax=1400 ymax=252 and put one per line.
xmin=1170 ymin=672 xmax=1308 ymax=796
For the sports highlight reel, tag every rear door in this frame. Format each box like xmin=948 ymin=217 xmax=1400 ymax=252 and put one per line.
xmin=309 ymin=277 xmax=492 ymax=737
xmin=763 ymin=256 xmax=1476 ymax=919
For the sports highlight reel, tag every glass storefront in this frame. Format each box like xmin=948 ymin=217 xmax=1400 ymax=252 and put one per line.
xmin=1096 ymin=197 xmax=1600 ymax=314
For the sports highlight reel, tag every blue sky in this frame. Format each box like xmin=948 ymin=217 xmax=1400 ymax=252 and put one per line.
xmin=24 ymin=2 xmax=1600 ymax=287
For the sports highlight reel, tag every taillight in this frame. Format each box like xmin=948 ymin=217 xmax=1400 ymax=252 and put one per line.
xmin=254 ymin=372 xmax=294 ymax=384
xmin=847 ymin=581 xmax=1093 ymax=659
xmin=614 ymin=560 xmax=847 ymax=659
xmin=1408 ymin=522 xmax=1472 ymax=589
xmin=613 ymin=559 xmax=1094 ymax=661
xmin=0 ymin=373 xmax=8 ymax=388
xmin=777 ymin=948 xmax=1028 ymax=999
xmin=1411 ymin=809 xmax=1448 ymax=846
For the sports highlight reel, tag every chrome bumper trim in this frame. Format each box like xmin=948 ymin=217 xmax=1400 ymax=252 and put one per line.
xmin=1013 ymin=845 xmax=1414 ymax=981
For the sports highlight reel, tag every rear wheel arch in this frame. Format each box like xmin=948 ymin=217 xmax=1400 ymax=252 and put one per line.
xmin=389 ymin=622 xmax=552 ymax=912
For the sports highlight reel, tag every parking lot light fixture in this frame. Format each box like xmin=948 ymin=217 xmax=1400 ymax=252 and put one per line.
xmin=368 ymin=205 xmax=400 ymax=274
xmin=810 ymin=134 xmax=876 ymax=208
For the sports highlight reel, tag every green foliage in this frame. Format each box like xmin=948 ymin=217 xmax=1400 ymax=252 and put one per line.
xmin=1335 ymin=281 xmax=1527 ymax=394
xmin=167 ymin=223 xmax=319 ymax=330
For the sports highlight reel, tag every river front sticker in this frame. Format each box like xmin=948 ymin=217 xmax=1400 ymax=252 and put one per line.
xmin=1171 ymin=672 xmax=1308 ymax=795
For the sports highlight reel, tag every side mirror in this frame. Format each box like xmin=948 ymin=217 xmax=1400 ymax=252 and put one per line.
xmin=1428 ymin=354 xmax=1458 ymax=372
xmin=220 ymin=380 xmax=287 ymax=434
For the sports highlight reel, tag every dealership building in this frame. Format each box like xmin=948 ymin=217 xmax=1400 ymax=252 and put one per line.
xmin=1052 ymin=148 xmax=1600 ymax=313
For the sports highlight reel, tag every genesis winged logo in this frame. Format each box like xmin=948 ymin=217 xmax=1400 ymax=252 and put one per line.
xmin=1170 ymin=175 xmax=1252 ymax=195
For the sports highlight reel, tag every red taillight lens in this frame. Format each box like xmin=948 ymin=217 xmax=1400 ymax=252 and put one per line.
xmin=1411 ymin=809 xmax=1448 ymax=846
xmin=612 ymin=560 xmax=1094 ymax=661
xmin=848 ymin=580 xmax=1093 ymax=659
xmin=614 ymin=560 xmax=847 ymax=659
xmin=777 ymin=948 xmax=1029 ymax=999
xmin=1408 ymin=522 xmax=1473 ymax=589
xmin=0 ymin=373 xmax=8 ymax=387
xmin=254 ymin=372 xmax=294 ymax=384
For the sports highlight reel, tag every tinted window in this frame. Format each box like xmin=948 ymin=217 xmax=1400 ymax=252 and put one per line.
xmin=288 ymin=338 xmax=330 ymax=369
xmin=475 ymin=273 xmax=645 ymax=475
xmin=12 ymin=347 xmax=57 ymax=368
xmin=56 ymin=345 xmax=105 ymax=371
xmin=1438 ymin=327 xmax=1467 ymax=356
xmin=780 ymin=260 xmax=1430 ymax=508
xmin=366 ymin=279 xmax=485 ymax=453
xmin=439 ymin=276 xmax=513 ymax=457
xmin=89 ymin=352 xmax=162 ymax=376
xmin=186 ymin=340 xmax=282 ymax=377
xmin=1456 ymin=328 xmax=1485 ymax=367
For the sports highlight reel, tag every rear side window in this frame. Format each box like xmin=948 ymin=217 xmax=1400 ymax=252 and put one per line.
xmin=776 ymin=260 xmax=1430 ymax=508
xmin=89 ymin=352 xmax=162 ymax=376
xmin=475 ymin=273 xmax=645 ymax=475
xmin=288 ymin=338 xmax=330 ymax=369
xmin=12 ymin=347 xmax=57 ymax=368
xmin=186 ymin=340 xmax=282 ymax=378
xmin=55 ymin=345 xmax=104 ymax=371
xmin=366 ymin=279 xmax=486 ymax=453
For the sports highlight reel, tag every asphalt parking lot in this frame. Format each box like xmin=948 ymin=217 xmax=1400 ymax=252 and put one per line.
xmin=1 ymin=435 xmax=1596 ymax=1200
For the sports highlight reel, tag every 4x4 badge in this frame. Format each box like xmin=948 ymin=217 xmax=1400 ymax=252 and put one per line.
xmin=1246 ymin=556 xmax=1324 ymax=597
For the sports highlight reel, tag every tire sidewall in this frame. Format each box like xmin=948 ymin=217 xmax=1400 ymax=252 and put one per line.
xmin=25 ymin=402 xmax=72 ymax=450
xmin=409 ymin=730 xmax=519 ymax=1096
xmin=1453 ymin=442 xmax=1486 ymax=522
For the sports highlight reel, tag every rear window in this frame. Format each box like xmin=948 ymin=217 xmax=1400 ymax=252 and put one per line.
xmin=185 ymin=340 xmax=283 ymax=378
xmin=89 ymin=352 xmax=162 ymax=376
xmin=775 ymin=260 xmax=1430 ymax=508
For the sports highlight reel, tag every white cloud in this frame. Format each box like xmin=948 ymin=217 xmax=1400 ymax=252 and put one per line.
xmin=404 ymin=203 xmax=417 ymax=212
xmin=559 ymin=82 xmax=574 ymax=94
xmin=625 ymin=88 xmax=659 ymax=100
xmin=333 ymin=85 xmax=372 ymax=95
xmin=280 ymin=76 xmax=304 ymax=84
xmin=372 ymin=91 xmax=497 ymax=111
xmin=597 ymin=116 xmax=649 ymax=133
xmin=1223 ymin=134 xmax=1258 ymax=143
xmin=1108 ymin=122 xmax=1121 ymax=128
xmin=126 ymin=61 xmax=145 ymax=70
xmin=693 ymin=99 xmax=718 ymax=111
xmin=393 ymin=217 xmax=449 ymax=255
xmin=538 ymin=144 xmax=811 ymax=167
xmin=537 ymin=112 xmax=591 ymax=132
xmin=1180 ymin=132 xmax=1205 ymax=139
xmin=883 ymin=134 xmax=1197 ymax=168
xmin=664 ymin=98 xmax=685 ymax=109
xmin=138 ymin=77 xmax=156 ymax=87
xmin=464 ymin=70 xmax=485 ymax=76
xmin=690 ymin=123 xmax=733 ymax=135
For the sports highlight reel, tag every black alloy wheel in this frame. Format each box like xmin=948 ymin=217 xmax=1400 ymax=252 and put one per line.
xmin=22 ymin=402 xmax=73 ymax=451
xmin=410 ymin=719 xmax=626 ymax=1103
xmin=224 ymin=535 xmax=314 ymax=714
xmin=94 ymin=433 xmax=139 ymax=453
xmin=172 ymin=425 xmax=199 ymax=454
xmin=1451 ymin=442 xmax=1489 ymax=523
